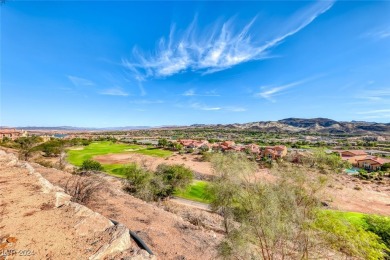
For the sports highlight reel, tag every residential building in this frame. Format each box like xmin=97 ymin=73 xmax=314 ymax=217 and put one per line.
xmin=339 ymin=150 xmax=367 ymax=165
xmin=178 ymin=139 xmax=210 ymax=150
xmin=246 ymin=144 xmax=260 ymax=154
xmin=356 ymin=156 xmax=390 ymax=171
xmin=261 ymin=145 xmax=288 ymax=159
xmin=0 ymin=129 xmax=26 ymax=140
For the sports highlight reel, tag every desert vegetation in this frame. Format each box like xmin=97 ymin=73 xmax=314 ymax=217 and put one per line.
xmin=122 ymin=163 xmax=194 ymax=201
xmin=207 ymin=153 xmax=390 ymax=259
xmin=1 ymin=134 xmax=389 ymax=259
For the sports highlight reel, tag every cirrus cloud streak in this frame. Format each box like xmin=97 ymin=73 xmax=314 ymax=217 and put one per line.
xmin=122 ymin=1 xmax=334 ymax=79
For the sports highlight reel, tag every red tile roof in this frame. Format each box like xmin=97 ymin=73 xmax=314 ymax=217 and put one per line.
xmin=357 ymin=156 xmax=390 ymax=165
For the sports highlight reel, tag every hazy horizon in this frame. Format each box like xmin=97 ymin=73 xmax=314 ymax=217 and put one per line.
xmin=1 ymin=117 xmax=387 ymax=129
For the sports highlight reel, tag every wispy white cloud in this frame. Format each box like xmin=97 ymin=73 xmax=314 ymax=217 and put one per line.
xmin=357 ymin=109 xmax=390 ymax=115
xmin=191 ymin=102 xmax=222 ymax=111
xmin=355 ymin=88 xmax=390 ymax=103
xmin=129 ymin=99 xmax=164 ymax=104
xmin=183 ymin=89 xmax=196 ymax=96
xmin=189 ymin=102 xmax=246 ymax=112
xmin=123 ymin=1 xmax=334 ymax=79
xmin=68 ymin=75 xmax=95 ymax=87
xmin=255 ymin=78 xmax=310 ymax=102
xmin=363 ymin=27 xmax=390 ymax=40
xmin=182 ymin=89 xmax=220 ymax=97
xmin=99 ymin=87 xmax=129 ymax=96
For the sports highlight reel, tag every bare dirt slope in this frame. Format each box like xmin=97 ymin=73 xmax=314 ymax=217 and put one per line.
xmin=325 ymin=174 xmax=390 ymax=216
xmin=32 ymin=163 xmax=222 ymax=260
xmin=0 ymin=151 xmax=151 ymax=260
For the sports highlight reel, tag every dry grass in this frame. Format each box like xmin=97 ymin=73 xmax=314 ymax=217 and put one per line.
xmin=64 ymin=175 xmax=105 ymax=204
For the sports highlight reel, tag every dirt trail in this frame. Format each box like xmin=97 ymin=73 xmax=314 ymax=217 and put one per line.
xmin=171 ymin=197 xmax=211 ymax=211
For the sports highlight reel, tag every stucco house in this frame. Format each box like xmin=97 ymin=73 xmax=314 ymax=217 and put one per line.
xmin=339 ymin=150 xmax=368 ymax=166
xmin=246 ymin=144 xmax=260 ymax=154
xmin=261 ymin=145 xmax=288 ymax=159
xmin=178 ymin=139 xmax=210 ymax=150
xmin=0 ymin=129 xmax=26 ymax=140
xmin=356 ymin=156 xmax=390 ymax=171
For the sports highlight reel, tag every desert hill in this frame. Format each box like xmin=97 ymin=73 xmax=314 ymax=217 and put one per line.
xmin=190 ymin=118 xmax=390 ymax=135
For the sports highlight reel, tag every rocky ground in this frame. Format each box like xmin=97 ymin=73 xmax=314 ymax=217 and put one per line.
xmin=326 ymin=173 xmax=390 ymax=216
xmin=0 ymin=150 xmax=154 ymax=260
xmin=24 ymin=159 xmax=223 ymax=259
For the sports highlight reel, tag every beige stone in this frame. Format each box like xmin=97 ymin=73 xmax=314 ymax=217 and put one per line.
xmin=89 ymin=224 xmax=132 ymax=260
xmin=71 ymin=202 xmax=114 ymax=236
xmin=55 ymin=192 xmax=72 ymax=208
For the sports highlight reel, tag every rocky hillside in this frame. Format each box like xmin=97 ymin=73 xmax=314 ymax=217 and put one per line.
xmin=191 ymin=118 xmax=390 ymax=135
xmin=0 ymin=151 xmax=153 ymax=259
xmin=0 ymin=150 xmax=221 ymax=259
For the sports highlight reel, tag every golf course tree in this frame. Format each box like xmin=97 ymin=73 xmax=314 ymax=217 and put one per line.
xmin=68 ymin=137 xmax=92 ymax=147
xmin=381 ymin=162 xmax=390 ymax=173
xmin=15 ymin=136 xmax=43 ymax=161
xmin=37 ymin=139 xmax=65 ymax=157
xmin=209 ymin=153 xmax=389 ymax=259
xmin=123 ymin=163 xmax=193 ymax=201
xmin=296 ymin=148 xmax=351 ymax=173
xmin=167 ymin=141 xmax=183 ymax=151
xmin=158 ymin=138 xmax=168 ymax=148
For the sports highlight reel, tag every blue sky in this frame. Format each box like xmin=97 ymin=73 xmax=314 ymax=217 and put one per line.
xmin=1 ymin=1 xmax=390 ymax=127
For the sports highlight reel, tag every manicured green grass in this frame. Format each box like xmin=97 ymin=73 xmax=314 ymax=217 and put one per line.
xmin=101 ymin=164 xmax=129 ymax=178
xmin=327 ymin=210 xmax=369 ymax=229
xmin=321 ymin=209 xmax=390 ymax=232
xmin=133 ymin=147 xmax=173 ymax=157
xmin=174 ymin=180 xmax=213 ymax=203
xmin=67 ymin=141 xmax=172 ymax=166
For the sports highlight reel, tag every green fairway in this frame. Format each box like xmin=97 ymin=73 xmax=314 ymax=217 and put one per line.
xmin=174 ymin=180 xmax=213 ymax=203
xmin=101 ymin=164 xmax=129 ymax=178
xmin=67 ymin=141 xmax=172 ymax=167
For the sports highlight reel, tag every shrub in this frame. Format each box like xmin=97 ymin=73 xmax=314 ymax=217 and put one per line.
xmin=200 ymin=152 xmax=213 ymax=162
xmin=80 ymin=159 xmax=103 ymax=172
xmin=123 ymin=163 xmax=193 ymax=201
xmin=34 ymin=159 xmax=54 ymax=168
xmin=122 ymin=163 xmax=152 ymax=192
xmin=381 ymin=163 xmax=390 ymax=172
xmin=365 ymin=215 xmax=390 ymax=257
xmin=155 ymin=164 xmax=194 ymax=194
xmin=313 ymin=211 xmax=388 ymax=260
xmin=64 ymin=176 xmax=104 ymax=204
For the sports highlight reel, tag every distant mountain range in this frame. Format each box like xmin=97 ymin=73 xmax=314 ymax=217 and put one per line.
xmin=2 ymin=118 xmax=390 ymax=135
xmin=190 ymin=118 xmax=390 ymax=135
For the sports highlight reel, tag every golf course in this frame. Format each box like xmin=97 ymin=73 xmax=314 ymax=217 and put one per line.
xmin=67 ymin=141 xmax=172 ymax=176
